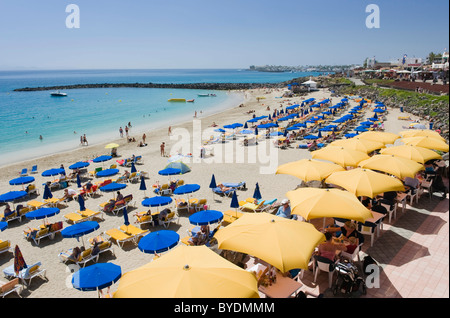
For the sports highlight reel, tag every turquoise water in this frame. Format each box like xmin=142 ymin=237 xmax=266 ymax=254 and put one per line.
xmin=0 ymin=69 xmax=326 ymax=166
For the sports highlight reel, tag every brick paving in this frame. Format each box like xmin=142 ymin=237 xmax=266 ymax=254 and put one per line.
xmin=298 ymin=189 xmax=449 ymax=298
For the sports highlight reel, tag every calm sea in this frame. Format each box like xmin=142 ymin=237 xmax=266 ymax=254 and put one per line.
xmin=0 ymin=69 xmax=326 ymax=167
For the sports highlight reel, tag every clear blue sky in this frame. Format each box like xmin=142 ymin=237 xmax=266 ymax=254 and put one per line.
xmin=0 ymin=0 xmax=448 ymax=70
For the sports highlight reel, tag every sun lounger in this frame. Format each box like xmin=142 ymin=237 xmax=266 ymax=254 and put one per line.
xmin=154 ymin=184 xmax=172 ymax=196
xmin=24 ymin=222 xmax=63 ymax=245
xmin=222 ymin=182 xmax=246 ymax=190
xmin=134 ymin=211 xmax=155 ymax=227
xmin=212 ymin=186 xmax=235 ymax=197
xmin=105 ymin=228 xmax=136 ymax=248
xmin=78 ymin=248 xmax=99 ymax=267
xmin=127 ymin=172 xmax=139 ymax=183
xmin=159 ymin=211 xmax=179 ymax=229
xmin=221 ymin=210 xmax=244 ymax=225
xmin=20 ymin=168 xmax=28 ymax=176
xmin=30 ymin=165 xmax=38 ymax=174
xmin=239 ymin=200 xmax=266 ymax=213
xmin=0 ymin=278 xmax=23 ymax=298
xmin=0 ymin=240 xmax=12 ymax=255
xmin=119 ymin=224 xmax=149 ymax=243
xmin=3 ymin=262 xmax=47 ymax=286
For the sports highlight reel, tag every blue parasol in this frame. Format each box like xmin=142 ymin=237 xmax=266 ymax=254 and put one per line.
xmin=139 ymin=176 xmax=147 ymax=191
xmin=354 ymin=127 xmax=369 ymax=132
xmin=78 ymin=195 xmax=86 ymax=212
xmin=26 ymin=207 xmax=60 ymax=220
xmin=76 ymin=174 xmax=82 ymax=188
xmin=138 ymin=230 xmax=179 ymax=254
xmin=209 ymin=174 xmax=217 ymax=189
xmin=253 ymin=183 xmax=262 ymax=200
xmin=122 ymin=206 xmax=129 ymax=226
xmin=0 ymin=191 xmax=28 ymax=203
xmin=269 ymin=131 xmax=283 ymax=136
xmin=96 ymin=169 xmax=119 ymax=178
xmin=72 ymin=263 xmax=121 ymax=292
xmin=69 ymin=161 xmax=90 ymax=170
xmin=304 ymin=135 xmax=319 ymax=140
xmin=189 ymin=210 xmax=223 ymax=226
xmin=43 ymin=184 xmax=53 ymax=200
xmin=255 ymin=126 xmax=259 ymax=136
xmin=243 ymin=122 xmax=248 ymax=129
xmin=158 ymin=168 xmax=181 ymax=176
xmin=214 ymin=128 xmax=226 ymax=133
xmin=173 ymin=184 xmax=200 ymax=195
xmin=9 ymin=176 xmax=35 ymax=186
xmin=345 ymin=133 xmax=359 ymax=138
xmin=142 ymin=196 xmax=173 ymax=207
xmin=41 ymin=168 xmax=65 ymax=177
xmin=100 ymin=182 xmax=127 ymax=193
xmin=230 ymin=191 xmax=239 ymax=209
xmin=373 ymin=108 xmax=385 ymax=113
xmin=130 ymin=162 xmax=137 ymax=174
xmin=61 ymin=221 xmax=100 ymax=246
xmin=93 ymin=155 xmax=112 ymax=163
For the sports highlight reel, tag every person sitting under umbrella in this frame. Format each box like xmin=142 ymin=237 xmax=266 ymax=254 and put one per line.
xmin=324 ymin=221 xmax=363 ymax=246
xmin=188 ymin=225 xmax=210 ymax=246
xmin=315 ymin=232 xmax=347 ymax=263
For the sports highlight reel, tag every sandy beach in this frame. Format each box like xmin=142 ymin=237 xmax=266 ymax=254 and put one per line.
xmin=0 ymin=86 xmax=445 ymax=298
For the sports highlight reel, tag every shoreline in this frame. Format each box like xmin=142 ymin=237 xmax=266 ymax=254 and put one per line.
xmin=0 ymin=91 xmax=246 ymax=170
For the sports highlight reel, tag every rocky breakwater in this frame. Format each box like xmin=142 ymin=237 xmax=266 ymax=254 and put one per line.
xmin=14 ymin=82 xmax=286 ymax=92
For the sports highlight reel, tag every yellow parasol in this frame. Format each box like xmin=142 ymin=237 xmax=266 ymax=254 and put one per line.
xmin=329 ymin=137 xmax=385 ymax=154
xmin=357 ymin=131 xmax=401 ymax=145
xmin=358 ymin=154 xmax=424 ymax=179
xmin=113 ymin=245 xmax=259 ymax=298
xmin=325 ymin=168 xmax=405 ymax=198
xmin=399 ymin=129 xmax=445 ymax=141
xmin=379 ymin=144 xmax=442 ymax=164
xmin=311 ymin=146 xmax=370 ymax=167
xmin=105 ymin=143 xmax=120 ymax=149
xmin=286 ymin=188 xmax=373 ymax=223
xmin=401 ymin=136 xmax=449 ymax=152
xmin=214 ymin=213 xmax=325 ymax=272
xmin=276 ymin=159 xmax=344 ymax=182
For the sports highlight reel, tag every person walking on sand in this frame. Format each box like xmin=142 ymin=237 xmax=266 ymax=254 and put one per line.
xmin=80 ymin=135 xmax=83 ymax=146
xmin=160 ymin=142 xmax=166 ymax=157
xmin=119 ymin=127 xmax=123 ymax=138
xmin=168 ymin=126 xmax=172 ymax=136
xmin=142 ymin=133 xmax=147 ymax=144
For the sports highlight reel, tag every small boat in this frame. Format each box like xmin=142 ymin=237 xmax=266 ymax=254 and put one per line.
xmin=168 ymin=98 xmax=186 ymax=102
xmin=197 ymin=94 xmax=210 ymax=97
xmin=187 ymin=99 xmax=195 ymax=102
xmin=50 ymin=91 xmax=67 ymax=97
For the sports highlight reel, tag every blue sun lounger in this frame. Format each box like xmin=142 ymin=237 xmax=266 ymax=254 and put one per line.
xmin=222 ymin=182 xmax=246 ymax=190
